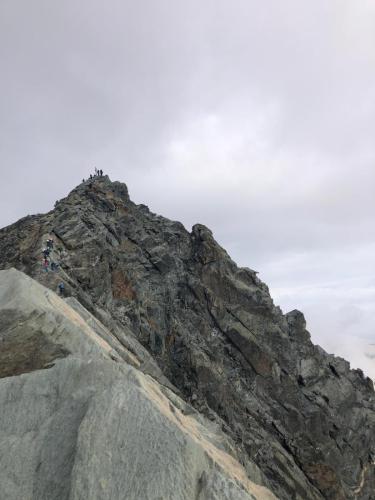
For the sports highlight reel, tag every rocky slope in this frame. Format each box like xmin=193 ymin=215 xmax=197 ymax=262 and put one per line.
xmin=1 ymin=175 xmax=375 ymax=499
xmin=0 ymin=269 xmax=275 ymax=500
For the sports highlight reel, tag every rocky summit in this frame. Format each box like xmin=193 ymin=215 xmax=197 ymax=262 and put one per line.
xmin=0 ymin=175 xmax=375 ymax=500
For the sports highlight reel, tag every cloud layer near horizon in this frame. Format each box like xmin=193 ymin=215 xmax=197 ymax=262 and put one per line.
xmin=1 ymin=1 xmax=375 ymax=375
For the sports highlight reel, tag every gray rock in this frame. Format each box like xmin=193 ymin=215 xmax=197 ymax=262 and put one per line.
xmin=0 ymin=357 xmax=278 ymax=500
xmin=1 ymin=176 xmax=375 ymax=499
xmin=0 ymin=271 xmax=276 ymax=500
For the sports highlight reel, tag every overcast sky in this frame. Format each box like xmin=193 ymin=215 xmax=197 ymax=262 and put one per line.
xmin=1 ymin=1 xmax=374 ymax=376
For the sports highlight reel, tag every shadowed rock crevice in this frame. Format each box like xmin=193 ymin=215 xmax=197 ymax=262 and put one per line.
xmin=0 ymin=331 xmax=69 ymax=379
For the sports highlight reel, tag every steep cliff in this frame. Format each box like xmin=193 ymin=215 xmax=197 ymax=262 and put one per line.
xmin=1 ymin=176 xmax=374 ymax=499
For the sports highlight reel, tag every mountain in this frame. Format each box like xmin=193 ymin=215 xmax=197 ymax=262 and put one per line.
xmin=1 ymin=175 xmax=374 ymax=499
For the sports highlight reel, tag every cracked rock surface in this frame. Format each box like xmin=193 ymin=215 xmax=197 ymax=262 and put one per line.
xmin=1 ymin=176 xmax=375 ymax=499
xmin=0 ymin=269 xmax=275 ymax=500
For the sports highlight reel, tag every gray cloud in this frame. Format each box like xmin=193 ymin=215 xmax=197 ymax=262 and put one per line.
xmin=1 ymin=1 xmax=374 ymax=375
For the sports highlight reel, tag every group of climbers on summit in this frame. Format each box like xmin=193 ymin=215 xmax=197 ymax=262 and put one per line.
xmin=83 ymin=167 xmax=104 ymax=183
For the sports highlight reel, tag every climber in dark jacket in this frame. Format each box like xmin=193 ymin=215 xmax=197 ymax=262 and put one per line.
xmin=58 ymin=282 xmax=65 ymax=296
xmin=51 ymin=261 xmax=59 ymax=272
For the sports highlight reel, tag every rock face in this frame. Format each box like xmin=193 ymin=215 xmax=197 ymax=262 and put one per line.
xmin=0 ymin=269 xmax=276 ymax=500
xmin=1 ymin=176 xmax=375 ymax=499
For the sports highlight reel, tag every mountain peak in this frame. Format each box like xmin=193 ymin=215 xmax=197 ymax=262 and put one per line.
xmin=1 ymin=178 xmax=375 ymax=499
xmin=56 ymin=175 xmax=130 ymax=210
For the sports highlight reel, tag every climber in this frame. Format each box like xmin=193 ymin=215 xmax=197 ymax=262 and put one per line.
xmin=58 ymin=282 xmax=65 ymax=296
xmin=42 ymin=258 xmax=49 ymax=272
xmin=50 ymin=261 xmax=59 ymax=272
xmin=94 ymin=167 xmax=98 ymax=176
xmin=46 ymin=238 xmax=54 ymax=250
xmin=42 ymin=248 xmax=50 ymax=258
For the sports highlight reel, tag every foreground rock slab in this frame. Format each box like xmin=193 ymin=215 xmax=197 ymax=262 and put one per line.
xmin=0 ymin=269 xmax=276 ymax=500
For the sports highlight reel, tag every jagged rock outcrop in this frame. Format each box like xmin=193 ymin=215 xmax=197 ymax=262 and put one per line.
xmin=0 ymin=268 xmax=276 ymax=500
xmin=1 ymin=176 xmax=375 ymax=499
